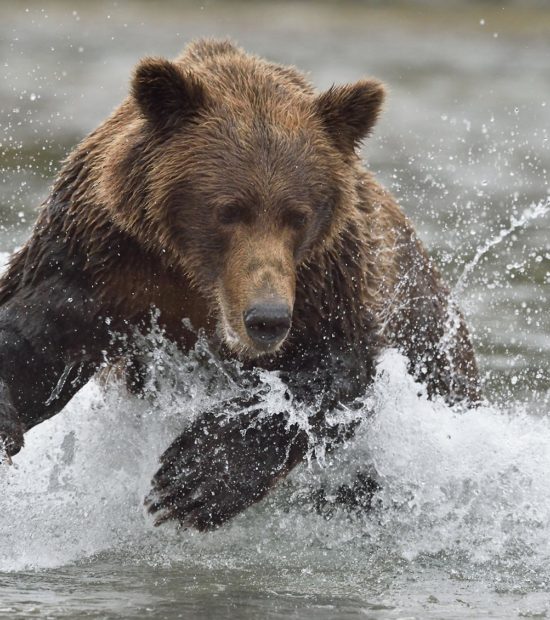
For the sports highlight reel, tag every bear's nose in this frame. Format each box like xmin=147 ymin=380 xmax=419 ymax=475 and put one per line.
xmin=243 ymin=303 xmax=291 ymax=346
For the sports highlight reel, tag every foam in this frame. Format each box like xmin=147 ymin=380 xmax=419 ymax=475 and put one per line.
xmin=0 ymin=342 xmax=548 ymax=592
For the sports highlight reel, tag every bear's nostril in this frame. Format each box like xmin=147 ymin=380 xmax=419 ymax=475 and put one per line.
xmin=243 ymin=303 xmax=291 ymax=346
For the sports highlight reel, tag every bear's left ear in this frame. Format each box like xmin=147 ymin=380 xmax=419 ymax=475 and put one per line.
xmin=131 ymin=57 xmax=205 ymax=128
xmin=315 ymin=79 xmax=386 ymax=152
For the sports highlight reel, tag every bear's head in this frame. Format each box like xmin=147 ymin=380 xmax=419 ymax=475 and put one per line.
xmin=102 ymin=41 xmax=384 ymax=357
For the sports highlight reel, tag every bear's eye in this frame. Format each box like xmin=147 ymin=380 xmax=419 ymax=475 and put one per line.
xmin=283 ymin=208 xmax=311 ymax=231
xmin=217 ymin=202 xmax=251 ymax=226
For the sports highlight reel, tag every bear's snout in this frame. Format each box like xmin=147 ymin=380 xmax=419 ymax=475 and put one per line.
xmin=243 ymin=302 xmax=291 ymax=349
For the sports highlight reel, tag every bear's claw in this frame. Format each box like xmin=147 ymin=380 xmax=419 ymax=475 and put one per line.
xmin=0 ymin=398 xmax=25 ymax=462
xmin=146 ymin=407 xmax=308 ymax=531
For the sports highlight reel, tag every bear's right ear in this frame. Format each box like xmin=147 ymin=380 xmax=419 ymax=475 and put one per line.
xmin=131 ymin=57 xmax=205 ymax=128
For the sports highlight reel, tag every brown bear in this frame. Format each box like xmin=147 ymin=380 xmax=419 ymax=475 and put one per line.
xmin=0 ymin=39 xmax=479 ymax=529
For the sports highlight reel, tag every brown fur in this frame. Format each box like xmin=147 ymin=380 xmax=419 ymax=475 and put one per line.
xmin=0 ymin=39 xmax=479 ymax=528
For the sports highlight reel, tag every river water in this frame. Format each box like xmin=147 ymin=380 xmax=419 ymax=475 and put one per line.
xmin=1 ymin=3 xmax=549 ymax=618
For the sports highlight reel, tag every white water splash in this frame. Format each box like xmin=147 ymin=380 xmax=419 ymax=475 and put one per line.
xmin=0 ymin=340 xmax=548 ymax=593
xmin=362 ymin=352 xmax=550 ymax=566
xmin=454 ymin=198 xmax=550 ymax=295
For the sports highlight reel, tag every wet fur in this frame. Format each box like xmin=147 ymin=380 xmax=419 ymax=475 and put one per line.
xmin=0 ymin=39 xmax=479 ymax=528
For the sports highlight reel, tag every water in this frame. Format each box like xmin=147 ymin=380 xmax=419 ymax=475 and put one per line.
xmin=1 ymin=345 xmax=550 ymax=618
xmin=1 ymin=2 xmax=550 ymax=618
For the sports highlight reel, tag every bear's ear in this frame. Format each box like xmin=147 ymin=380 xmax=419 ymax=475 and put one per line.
xmin=315 ymin=79 xmax=385 ymax=151
xmin=131 ymin=57 xmax=205 ymax=128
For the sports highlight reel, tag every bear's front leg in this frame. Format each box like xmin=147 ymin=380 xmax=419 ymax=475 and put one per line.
xmin=146 ymin=399 xmax=309 ymax=530
xmin=146 ymin=355 xmax=373 ymax=530
xmin=0 ymin=271 xmax=117 ymax=458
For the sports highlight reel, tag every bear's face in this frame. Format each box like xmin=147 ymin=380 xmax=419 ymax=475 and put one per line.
xmin=115 ymin=54 xmax=384 ymax=358
xmin=160 ymin=117 xmax=343 ymax=356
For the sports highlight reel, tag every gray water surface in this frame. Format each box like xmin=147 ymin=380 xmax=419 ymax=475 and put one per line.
xmin=1 ymin=3 xmax=550 ymax=618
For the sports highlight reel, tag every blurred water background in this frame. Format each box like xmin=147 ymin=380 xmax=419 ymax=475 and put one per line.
xmin=1 ymin=1 xmax=550 ymax=618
